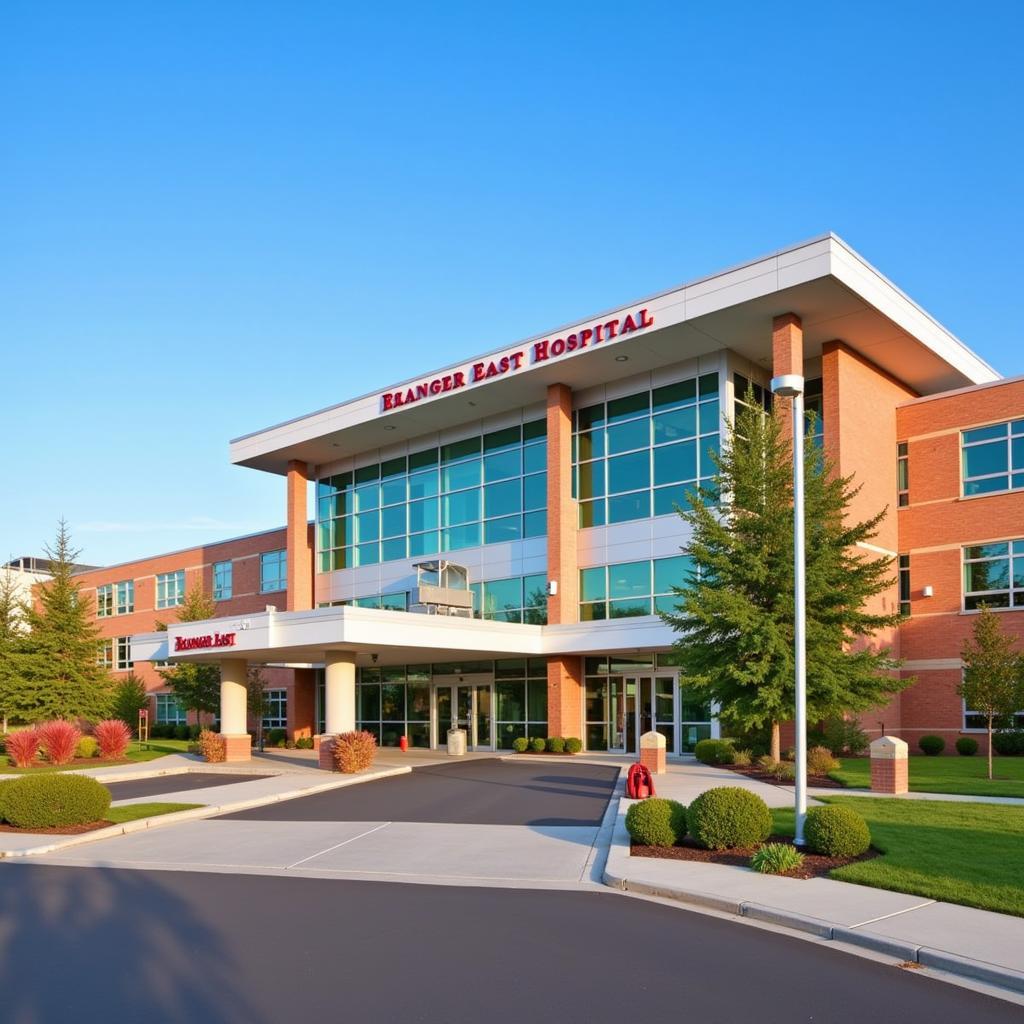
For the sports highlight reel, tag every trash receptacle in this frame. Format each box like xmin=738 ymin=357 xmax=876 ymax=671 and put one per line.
xmin=447 ymin=728 xmax=467 ymax=756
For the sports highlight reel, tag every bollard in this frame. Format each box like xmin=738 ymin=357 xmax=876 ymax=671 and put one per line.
xmin=639 ymin=730 xmax=667 ymax=775
xmin=870 ymin=735 xmax=908 ymax=794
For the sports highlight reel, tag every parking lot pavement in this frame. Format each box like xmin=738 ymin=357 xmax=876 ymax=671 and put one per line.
xmin=218 ymin=758 xmax=619 ymax=826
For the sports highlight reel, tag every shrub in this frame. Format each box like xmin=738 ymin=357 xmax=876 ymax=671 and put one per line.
xmin=76 ymin=736 xmax=99 ymax=759
xmin=694 ymin=739 xmax=735 ymax=765
xmin=918 ymin=734 xmax=945 ymax=756
xmin=530 ymin=737 xmax=546 ymax=753
xmin=687 ymin=787 xmax=771 ymax=850
xmin=993 ymin=730 xmax=1024 ymax=756
xmin=756 ymin=754 xmax=778 ymax=772
xmin=6 ymin=729 xmax=41 ymax=768
xmin=295 ymin=737 xmax=314 ymax=750
xmin=804 ymin=805 xmax=871 ymax=856
xmin=782 ymin=747 xmax=796 ymax=762
xmin=625 ymin=798 xmax=687 ymax=847
xmin=750 ymin=843 xmax=805 ymax=875
xmin=39 ymin=721 xmax=81 ymax=766
xmin=267 ymin=728 xmax=287 ymax=747
xmin=546 ymin=736 xmax=565 ymax=754
xmin=94 ymin=719 xmax=132 ymax=760
xmin=0 ymin=774 xmax=111 ymax=828
xmin=331 ymin=730 xmax=377 ymax=773
xmin=818 ymin=718 xmax=869 ymax=756
xmin=174 ymin=724 xmax=191 ymax=741
xmin=956 ymin=737 xmax=979 ymax=757
xmin=731 ymin=749 xmax=752 ymax=767
xmin=807 ymin=745 xmax=840 ymax=776
xmin=111 ymin=674 xmax=149 ymax=734
xmin=188 ymin=724 xmax=203 ymax=741
xmin=565 ymin=737 xmax=582 ymax=754
xmin=773 ymin=761 xmax=796 ymax=782
xmin=198 ymin=729 xmax=226 ymax=763
xmin=512 ymin=737 xmax=529 ymax=753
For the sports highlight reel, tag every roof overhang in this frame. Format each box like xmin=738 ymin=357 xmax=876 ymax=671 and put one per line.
xmin=230 ymin=233 xmax=999 ymax=476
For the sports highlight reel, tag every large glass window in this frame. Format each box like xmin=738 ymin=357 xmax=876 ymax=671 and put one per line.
xmin=156 ymin=570 xmax=186 ymax=610
xmin=963 ymin=540 xmax=1024 ymax=610
xmin=156 ymin=693 xmax=187 ymax=725
xmin=262 ymin=689 xmax=287 ymax=730
xmin=97 ymin=580 xmax=134 ymax=617
xmin=96 ymin=584 xmax=113 ymax=618
xmin=470 ymin=573 xmax=547 ymax=624
xmin=260 ymin=550 xmax=287 ymax=593
xmin=574 ymin=374 xmax=720 ymax=527
xmin=494 ymin=658 xmax=548 ymax=748
xmin=580 ymin=556 xmax=694 ymax=620
xmin=962 ymin=419 xmax=1024 ymax=496
xmin=213 ymin=560 xmax=233 ymax=601
xmin=97 ymin=637 xmax=114 ymax=669
xmin=356 ymin=665 xmax=433 ymax=749
xmin=317 ymin=419 xmax=547 ymax=570
xmin=116 ymin=636 xmax=133 ymax=671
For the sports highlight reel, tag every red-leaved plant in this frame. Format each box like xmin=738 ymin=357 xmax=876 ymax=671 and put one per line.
xmin=5 ymin=729 xmax=41 ymax=768
xmin=38 ymin=721 xmax=82 ymax=766
xmin=331 ymin=730 xmax=377 ymax=773
xmin=94 ymin=719 xmax=132 ymax=760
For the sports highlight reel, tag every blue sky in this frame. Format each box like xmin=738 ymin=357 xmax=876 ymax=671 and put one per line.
xmin=2 ymin=2 xmax=1021 ymax=567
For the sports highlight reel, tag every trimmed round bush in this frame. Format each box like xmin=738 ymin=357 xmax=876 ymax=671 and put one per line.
xmin=993 ymin=730 xmax=1024 ymax=756
xmin=625 ymin=798 xmax=687 ymax=847
xmin=918 ymin=734 xmax=945 ymax=756
xmin=955 ymin=737 xmax=979 ymax=757
xmin=687 ymin=787 xmax=771 ymax=850
xmin=546 ymin=736 xmax=565 ymax=754
xmin=0 ymin=774 xmax=111 ymax=829
xmin=693 ymin=738 xmax=735 ymax=765
xmin=564 ymin=737 xmax=582 ymax=754
xmin=530 ymin=737 xmax=546 ymax=753
xmin=512 ymin=736 xmax=529 ymax=753
xmin=76 ymin=736 xmax=99 ymax=759
xmin=804 ymin=805 xmax=871 ymax=857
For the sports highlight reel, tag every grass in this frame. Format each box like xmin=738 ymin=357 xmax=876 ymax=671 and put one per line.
xmin=830 ymin=754 xmax=1024 ymax=798
xmin=773 ymin=796 xmax=1024 ymax=917
xmin=105 ymin=802 xmax=202 ymax=824
xmin=0 ymin=739 xmax=192 ymax=774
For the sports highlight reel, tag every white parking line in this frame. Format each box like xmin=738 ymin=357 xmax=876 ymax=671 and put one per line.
xmin=285 ymin=822 xmax=393 ymax=869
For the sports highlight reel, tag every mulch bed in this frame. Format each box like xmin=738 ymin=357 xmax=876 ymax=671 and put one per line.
xmin=717 ymin=764 xmax=846 ymax=788
xmin=630 ymin=836 xmax=878 ymax=879
xmin=0 ymin=820 xmax=112 ymax=835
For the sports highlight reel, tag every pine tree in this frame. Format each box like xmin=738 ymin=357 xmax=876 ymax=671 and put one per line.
xmin=662 ymin=391 xmax=910 ymax=760
xmin=959 ymin=605 xmax=1024 ymax=781
xmin=0 ymin=565 xmax=25 ymax=730
xmin=157 ymin=585 xmax=221 ymax=725
xmin=10 ymin=522 xmax=113 ymax=722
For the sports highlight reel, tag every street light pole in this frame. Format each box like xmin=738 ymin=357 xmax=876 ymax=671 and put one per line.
xmin=770 ymin=373 xmax=807 ymax=846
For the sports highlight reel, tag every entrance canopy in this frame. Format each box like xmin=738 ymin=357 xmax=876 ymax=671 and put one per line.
xmin=130 ymin=604 xmax=677 ymax=669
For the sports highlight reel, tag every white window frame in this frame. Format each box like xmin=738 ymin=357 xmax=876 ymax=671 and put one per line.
xmin=156 ymin=570 xmax=186 ymax=610
xmin=961 ymin=418 xmax=1024 ymax=498
xmin=262 ymin=688 xmax=288 ymax=730
xmin=115 ymin=580 xmax=135 ymax=615
xmin=962 ymin=539 xmax=1024 ymax=612
xmin=155 ymin=693 xmax=187 ymax=725
xmin=260 ymin=550 xmax=287 ymax=594
xmin=115 ymin=636 xmax=133 ymax=671
xmin=213 ymin=559 xmax=233 ymax=601
xmin=96 ymin=584 xmax=113 ymax=618
xmin=97 ymin=637 xmax=114 ymax=669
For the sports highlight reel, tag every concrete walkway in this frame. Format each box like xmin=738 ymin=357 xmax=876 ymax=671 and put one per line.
xmin=604 ymin=762 xmax=1024 ymax=996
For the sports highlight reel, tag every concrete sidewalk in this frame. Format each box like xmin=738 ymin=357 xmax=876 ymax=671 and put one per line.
xmin=604 ymin=770 xmax=1024 ymax=996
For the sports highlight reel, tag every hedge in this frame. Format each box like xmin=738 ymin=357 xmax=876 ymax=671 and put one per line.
xmin=0 ymin=774 xmax=112 ymax=829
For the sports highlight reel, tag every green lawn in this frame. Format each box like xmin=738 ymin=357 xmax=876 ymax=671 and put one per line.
xmin=0 ymin=739 xmax=191 ymax=774
xmin=105 ymin=802 xmax=202 ymax=824
xmin=773 ymin=796 xmax=1024 ymax=917
xmin=830 ymin=755 xmax=1024 ymax=798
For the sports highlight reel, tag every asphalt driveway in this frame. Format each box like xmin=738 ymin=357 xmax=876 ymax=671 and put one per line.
xmin=217 ymin=758 xmax=619 ymax=826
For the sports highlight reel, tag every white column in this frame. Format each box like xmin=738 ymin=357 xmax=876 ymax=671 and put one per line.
xmin=324 ymin=651 xmax=356 ymax=735
xmin=220 ymin=659 xmax=248 ymax=735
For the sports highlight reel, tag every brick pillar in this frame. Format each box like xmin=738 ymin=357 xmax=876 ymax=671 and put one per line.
xmin=286 ymin=460 xmax=313 ymax=611
xmin=870 ymin=735 xmax=908 ymax=794
xmin=639 ymin=730 xmax=666 ymax=774
xmin=290 ymin=668 xmax=316 ymax=740
xmin=220 ymin=658 xmax=251 ymax=763
xmin=771 ymin=313 xmax=803 ymax=442
xmin=547 ymin=655 xmax=583 ymax=740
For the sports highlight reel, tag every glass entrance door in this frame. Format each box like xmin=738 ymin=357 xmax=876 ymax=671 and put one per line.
xmin=623 ymin=676 xmax=676 ymax=755
xmin=433 ymin=675 xmax=493 ymax=751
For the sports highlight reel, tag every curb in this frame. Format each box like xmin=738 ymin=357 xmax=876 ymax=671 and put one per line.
xmin=602 ymin=795 xmax=1024 ymax=997
xmin=0 ymin=765 xmax=412 ymax=860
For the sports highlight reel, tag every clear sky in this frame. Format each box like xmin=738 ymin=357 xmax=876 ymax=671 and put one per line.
xmin=2 ymin=2 xmax=1021 ymax=567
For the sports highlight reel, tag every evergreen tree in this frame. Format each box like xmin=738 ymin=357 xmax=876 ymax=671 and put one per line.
xmin=0 ymin=565 xmax=25 ymax=730
xmin=10 ymin=522 xmax=113 ymax=722
xmin=157 ymin=585 xmax=221 ymax=725
xmin=662 ymin=391 xmax=909 ymax=760
xmin=959 ymin=605 xmax=1024 ymax=781
xmin=112 ymin=673 xmax=150 ymax=733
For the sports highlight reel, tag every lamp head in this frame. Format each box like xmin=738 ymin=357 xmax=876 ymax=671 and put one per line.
xmin=770 ymin=374 xmax=805 ymax=398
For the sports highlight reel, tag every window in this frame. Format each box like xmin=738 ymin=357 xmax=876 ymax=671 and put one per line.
xmin=262 ymin=689 xmax=287 ymax=730
xmin=356 ymin=665 xmax=433 ymax=748
xmin=115 ymin=580 xmax=134 ymax=615
xmin=213 ymin=560 xmax=233 ymax=601
xmin=97 ymin=638 xmax=113 ymax=669
xmin=964 ymin=700 xmax=1024 ymax=731
xmin=156 ymin=693 xmax=187 ymax=725
xmin=898 ymin=554 xmax=911 ymax=616
xmin=897 ymin=442 xmax=909 ymax=507
xmin=961 ymin=419 xmax=1024 ymax=496
xmin=260 ymin=550 xmax=287 ymax=593
xmin=470 ymin=574 xmax=548 ymax=624
xmin=97 ymin=580 xmax=134 ymax=616
xmin=580 ymin=556 xmax=695 ymax=620
xmin=96 ymin=584 xmax=113 ymax=618
xmin=574 ymin=374 xmax=720 ymax=527
xmin=804 ymin=378 xmax=824 ymax=448
xmin=156 ymin=570 xmax=186 ymax=610
xmin=115 ymin=636 xmax=133 ymax=671
xmin=347 ymin=591 xmax=409 ymax=612
xmin=317 ymin=420 xmax=547 ymax=571
xmin=963 ymin=540 xmax=1024 ymax=610
xmin=493 ymin=658 xmax=548 ymax=749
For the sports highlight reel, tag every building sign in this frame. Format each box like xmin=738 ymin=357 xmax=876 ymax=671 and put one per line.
xmin=174 ymin=632 xmax=237 ymax=652
xmin=380 ymin=307 xmax=655 ymax=412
